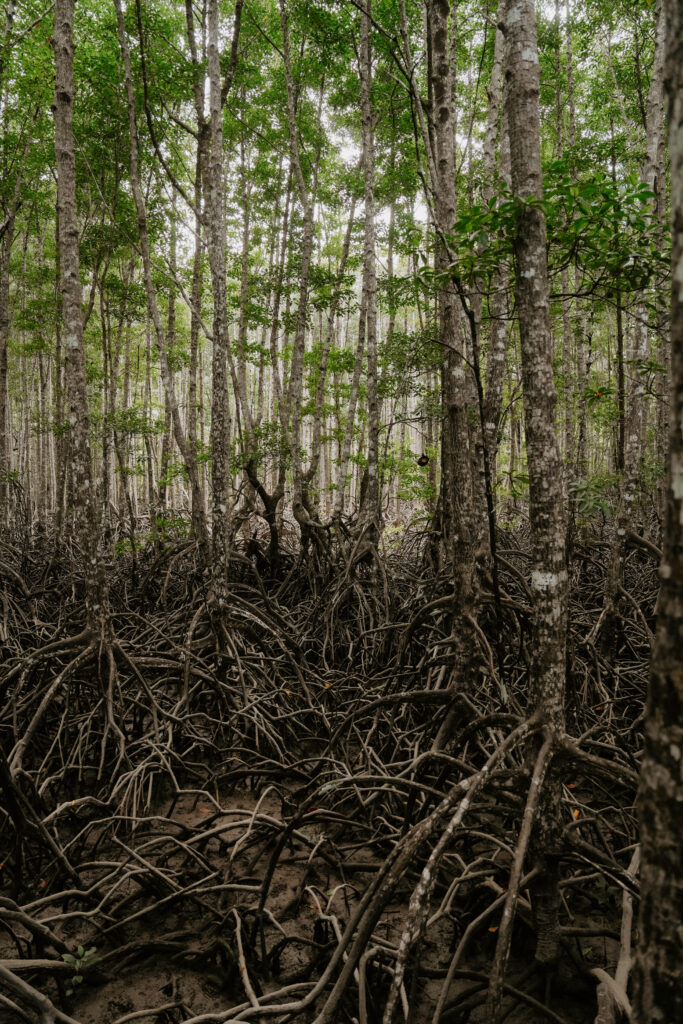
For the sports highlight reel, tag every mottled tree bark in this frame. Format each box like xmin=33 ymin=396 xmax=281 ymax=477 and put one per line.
xmin=0 ymin=4 xmax=16 ymax=524
xmin=481 ymin=20 xmax=509 ymax=495
xmin=235 ymin=135 xmax=254 ymax=438
xmin=603 ymin=0 xmax=667 ymax=650
xmin=52 ymin=0 xmax=108 ymax=628
xmin=334 ymin=292 xmax=366 ymax=518
xmin=279 ymin=0 xmax=321 ymax=541
xmin=427 ymin=0 xmax=477 ymax=714
xmin=498 ymin=0 xmax=568 ymax=994
xmin=184 ymin=0 xmax=208 ymax=501
xmin=206 ymin=0 xmax=242 ymax=601
xmin=358 ymin=4 xmax=381 ymax=535
xmin=632 ymin=3 xmax=683 ymax=1019
xmin=0 ymin=232 xmax=11 ymax=523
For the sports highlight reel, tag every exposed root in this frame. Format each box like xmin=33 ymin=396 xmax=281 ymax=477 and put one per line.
xmin=0 ymin=522 xmax=653 ymax=1023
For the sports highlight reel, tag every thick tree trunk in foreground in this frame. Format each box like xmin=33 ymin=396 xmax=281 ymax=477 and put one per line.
xmin=53 ymin=0 xmax=108 ymax=629
xmin=497 ymin=0 xmax=568 ymax=995
xmin=633 ymin=2 xmax=683 ymax=1019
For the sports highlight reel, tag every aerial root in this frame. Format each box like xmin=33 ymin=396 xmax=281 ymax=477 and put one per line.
xmin=0 ymin=529 xmax=653 ymax=1024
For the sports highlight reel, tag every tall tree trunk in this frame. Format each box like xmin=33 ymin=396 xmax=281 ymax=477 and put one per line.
xmin=358 ymin=5 xmax=380 ymax=536
xmin=279 ymin=0 xmax=322 ymax=543
xmin=488 ymin=4 xmax=569 ymax=1012
xmin=53 ymin=205 xmax=68 ymax=544
xmin=602 ymin=2 xmax=667 ymax=650
xmin=235 ymin=135 xmax=254 ymax=438
xmin=184 ymin=0 xmax=209 ymax=531
xmin=52 ymin=0 xmax=108 ymax=629
xmin=426 ymin=0 xmax=477 ymax=721
xmin=114 ymin=0 xmax=208 ymax=559
xmin=633 ymin=3 xmax=683 ymax=1019
xmin=334 ymin=292 xmax=366 ymax=518
xmin=481 ymin=23 xmax=509 ymax=496
xmin=554 ymin=0 xmax=574 ymax=471
xmin=205 ymin=0 xmax=232 ymax=601
xmin=302 ymin=202 xmax=355 ymax=504
xmin=0 ymin=231 xmax=12 ymax=525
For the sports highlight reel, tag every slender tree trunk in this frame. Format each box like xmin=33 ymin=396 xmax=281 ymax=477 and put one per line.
xmin=554 ymin=0 xmax=574 ymax=470
xmin=0 ymin=231 xmax=12 ymax=524
xmin=205 ymin=0 xmax=237 ymax=601
xmin=143 ymin=324 xmax=156 ymax=514
xmin=334 ymin=292 xmax=366 ymax=518
xmin=358 ymin=5 xmax=380 ymax=535
xmin=426 ymin=0 xmax=477 ymax=719
xmin=279 ymin=2 xmax=323 ymax=543
xmin=114 ymin=0 xmax=208 ymax=559
xmin=603 ymin=6 xmax=666 ymax=648
xmin=481 ymin=24 xmax=509 ymax=496
xmin=235 ymin=135 xmax=254 ymax=437
xmin=302 ymin=202 xmax=355 ymax=503
xmin=53 ymin=207 xmax=67 ymax=544
xmin=100 ymin=287 xmax=113 ymax=550
xmin=633 ymin=4 xmax=683 ymax=1018
xmin=184 ymin=0 xmax=209 ymax=530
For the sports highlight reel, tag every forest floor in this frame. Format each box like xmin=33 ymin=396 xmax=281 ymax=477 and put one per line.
xmin=0 ymin=516 xmax=655 ymax=1023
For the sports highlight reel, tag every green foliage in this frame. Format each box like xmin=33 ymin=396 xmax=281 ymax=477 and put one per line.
xmin=156 ymin=459 xmax=188 ymax=489
xmin=150 ymin=511 xmax=190 ymax=548
xmin=61 ymin=945 xmax=98 ymax=996
xmin=583 ymin=384 xmax=614 ymax=408
xmin=569 ymin=472 xmax=620 ymax=518
xmin=383 ymin=444 xmax=437 ymax=505
xmin=109 ymin=406 xmax=162 ymax=437
xmin=507 ymin=472 xmax=529 ymax=502
xmin=231 ymin=421 xmax=291 ymax=473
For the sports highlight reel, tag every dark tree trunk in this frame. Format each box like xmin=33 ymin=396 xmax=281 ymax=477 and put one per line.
xmin=633 ymin=3 xmax=683 ymax=1019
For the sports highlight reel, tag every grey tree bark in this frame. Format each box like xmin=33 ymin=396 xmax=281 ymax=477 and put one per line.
xmin=425 ymin=0 xmax=477 ymax=711
xmin=488 ymin=4 xmax=569 ymax=1011
xmin=0 ymin=231 xmax=12 ymax=524
xmin=334 ymin=292 xmax=366 ymax=519
xmin=481 ymin=19 xmax=509 ymax=497
xmin=602 ymin=0 xmax=667 ymax=652
xmin=358 ymin=4 xmax=381 ymax=537
xmin=632 ymin=3 xmax=683 ymax=1019
xmin=302 ymin=202 xmax=355 ymax=509
xmin=205 ymin=0 xmax=243 ymax=602
xmin=53 ymin=0 xmax=109 ymax=629
xmin=279 ymin=0 xmax=322 ymax=543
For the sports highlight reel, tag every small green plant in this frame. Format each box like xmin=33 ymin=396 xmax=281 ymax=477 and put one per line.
xmin=61 ymin=944 xmax=98 ymax=996
xmin=569 ymin=472 xmax=619 ymax=518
